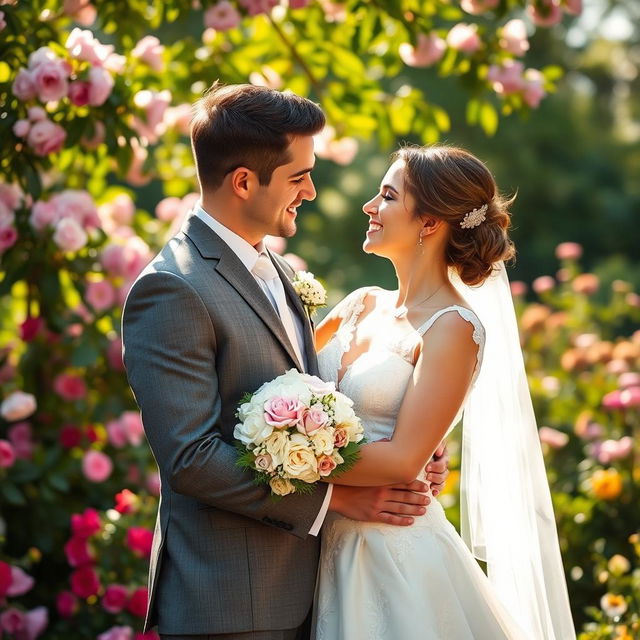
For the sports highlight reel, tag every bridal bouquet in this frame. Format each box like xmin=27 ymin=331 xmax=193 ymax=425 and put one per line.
xmin=234 ymin=369 xmax=365 ymax=497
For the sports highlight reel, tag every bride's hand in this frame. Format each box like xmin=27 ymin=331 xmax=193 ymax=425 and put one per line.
xmin=426 ymin=442 xmax=449 ymax=497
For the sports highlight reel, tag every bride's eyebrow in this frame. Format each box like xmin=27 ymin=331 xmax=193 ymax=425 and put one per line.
xmin=381 ymin=184 xmax=399 ymax=194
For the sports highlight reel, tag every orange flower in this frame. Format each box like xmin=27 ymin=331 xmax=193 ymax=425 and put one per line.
xmin=591 ymin=468 xmax=623 ymax=500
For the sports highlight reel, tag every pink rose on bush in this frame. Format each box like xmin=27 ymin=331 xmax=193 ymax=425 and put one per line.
xmin=88 ymin=66 xmax=114 ymax=106
xmin=68 ymin=80 xmax=91 ymax=107
xmin=499 ymin=19 xmax=529 ymax=56
xmin=71 ymin=508 xmax=101 ymax=538
xmin=132 ymin=36 xmax=164 ymax=72
xmin=1 ymin=390 xmax=37 ymax=421
xmin=53 ymin=217 xmax=87 ymax=251
xmin=82 ymin=449 xmax=113 ymax=482
xmin=0 ymin=561 xmax=11 ymax=598
xmin=60 ymin=424 xmax=83 ymax=449
xmin=85 ymin=279 xmax=116 ymax=312
xmin=32 ymin=59 xmax=70 ymax=102
xmin=120 ymin=410 xmax=145 ymax=445
xmin=57 ymin=590 xmax=78 ymax=618
xmin=538 ymin=426 xmax=569 ymax=449
xmin=555 ymin=241 xmax=582 ymax=260
xmin=621 ymin=386 xmax=640 ymax=407
xmin=399 ymin=33 xmax=446 ymax=67
xmin=460 ymin=0 xmax=498 ymax=14
xmin=0 ymin=607 xmax=26 ymax=633
xmin=573 ymin=273 xmax=599 ymax=295
xmin=127 ymin=587 xmax=149 ymax=617
xmin=27 ymin=119 xmax=67 ymax=156
xmin=446 ymin=23 xmax=481 ymax=53
xmin=54 ymin=373 xmax=87 ymax=401
xmin=522 ymin=69 xmax=546 ymax=108
xmin=528 ymin=0 xmax=563 ymax=27
xmin=0 ymin=183 xmax=22 ymax=210
xmin=0 ymin=439 xmax=16 ymax=468
xmin=30 ymin=200 xmax=58 ymax=230
xmin=532 ymin=275 xmax=555 ymax=294
xmin=70 ymin=565 xmax=101 ymax=598
xmin=7 ymin=566 xmax=35 ymax=596
xmin=0 ymin=226 xmax=18 ymax=252
xmin=23 ymin=606 xmax=49 ymax=639
xmin=163 ymin=103 xmax=192 ymax=135
xmin=126 ymin=527 xmax=153 ymax=558
xmin=66 ymin=28 xmax=114 ymax=66
xmin=146 ymin=471 xmax=161 ymax=496
xmin=563 ymin=0 xmax=582 ymax=15
xmin=99 ymin=626 xmax=134 ymax=640
xmin=155 ymin=196 xmax=184 ymax=222
xmin=12 ymin=69 xmax=37 ymax=101
xmin=133 ymin=89 xmax=171 ymax=143
xmin=115 ymin=488 xmax=139 ymax=514
xmin=204 ymin=0 xmax=242 ymax=29
xmin=102 ymin=584 xmax=129 ymax=613
xmin=64 ymin=536 xmax=94 ymax=567
xmin=598 ymin=437 xmax=633 ymax=464
xmin=488 ymin=60 xmax=524 ymax=95
xmin=264 ymin=397 xmax=303 ymax=428
xmin=8 ymin=422 xmax=34 ymax=459
xmin=106 ymin=418 xmax=128 ymax=448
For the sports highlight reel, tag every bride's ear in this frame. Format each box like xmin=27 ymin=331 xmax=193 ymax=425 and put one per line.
xmin=420 ymin=215 xmax=444 ymax=237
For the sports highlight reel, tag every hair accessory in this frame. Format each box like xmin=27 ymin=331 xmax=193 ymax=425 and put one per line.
xmin=460 ymin=203 xmax=488 ymax=229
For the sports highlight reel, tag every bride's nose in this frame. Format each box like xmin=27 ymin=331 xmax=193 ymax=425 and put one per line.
xmin=362 ymin=195 xmax=378 ymax=216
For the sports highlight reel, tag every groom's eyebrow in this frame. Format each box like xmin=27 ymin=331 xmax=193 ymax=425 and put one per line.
xmin=288 ymin=166 xmax=315 ymax=178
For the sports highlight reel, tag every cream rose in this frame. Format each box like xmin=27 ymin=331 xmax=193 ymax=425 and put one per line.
xmin=282 ymin=433 xmax=318 ymax=482
xmin=263 ymin=430 xmax=288 ymax=467
xmin=310 ymin=427 xmax=334 ymax=456
xmin=269 ymin=476 xmax=295 ymax=496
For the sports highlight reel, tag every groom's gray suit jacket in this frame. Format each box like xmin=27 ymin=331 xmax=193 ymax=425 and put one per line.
xmin=122 ymin=213 xmax=328 ymax=635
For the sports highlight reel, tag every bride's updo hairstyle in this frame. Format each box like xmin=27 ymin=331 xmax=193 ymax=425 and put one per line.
xmin=395 ymin=145 xmax=515 ymax=286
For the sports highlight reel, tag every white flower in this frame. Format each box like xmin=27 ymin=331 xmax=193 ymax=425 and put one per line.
xmin=309 ymin=427 xmax=335 ymax=456
xmin=600 ymin=593 xmax=628 ymax=618
xmin=233 ymin=411 xmax=273 ymax=446
xmin=263 ymin=429 xmax=289 ymax=467
xmin=292 ymin=271 xmax=327 ymax=314
xmin=282 ymin=432 xmax=319 ymax=482
xmin=1 ymin=391 xmax=37 ymax=422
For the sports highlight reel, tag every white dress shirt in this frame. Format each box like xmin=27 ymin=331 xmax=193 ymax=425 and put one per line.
xmin=194 ymin=205 xmax=332 ymax=535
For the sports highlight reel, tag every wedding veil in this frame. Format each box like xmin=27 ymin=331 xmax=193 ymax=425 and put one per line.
xmin=451 ymin=262 xmax=576 ymax=640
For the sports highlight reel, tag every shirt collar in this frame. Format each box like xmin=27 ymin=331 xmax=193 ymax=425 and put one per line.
xmin=194 ymin=204 xmax=266 ymax=272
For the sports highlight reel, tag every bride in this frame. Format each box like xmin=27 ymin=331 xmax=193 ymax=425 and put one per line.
xmin=313 ymin=145 xmax=575 ymax=639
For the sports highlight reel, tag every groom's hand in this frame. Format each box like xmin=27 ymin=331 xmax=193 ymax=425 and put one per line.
xmin=329 ymin=481 xmax=431 ymax=527
xmin=426 ymin=442 xmax=449 ymax=497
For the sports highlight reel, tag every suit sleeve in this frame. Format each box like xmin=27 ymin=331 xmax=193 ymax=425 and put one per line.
xmin=122 ymin=269 xmax=328 ymax=538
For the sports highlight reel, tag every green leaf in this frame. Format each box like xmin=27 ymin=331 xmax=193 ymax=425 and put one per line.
xmin=2 ymin=482 xmax=27 ymax=506
xmin=479 ymin=101 xmax=498 ymax=136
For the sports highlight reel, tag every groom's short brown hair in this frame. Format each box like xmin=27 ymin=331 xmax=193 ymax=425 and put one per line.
xmin=191 ymin=82 xmax=325 ymax=191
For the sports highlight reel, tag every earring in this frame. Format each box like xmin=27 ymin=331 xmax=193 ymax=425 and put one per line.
xmin=418 ymin=232 xmax=424 ymax=247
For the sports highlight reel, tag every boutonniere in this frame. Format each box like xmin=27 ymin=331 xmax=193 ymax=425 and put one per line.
xmin=292 ymin=271 xmax=327 ymax=317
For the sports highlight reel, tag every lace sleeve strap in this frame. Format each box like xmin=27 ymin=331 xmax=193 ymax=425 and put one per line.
xmin=335 ymin=286 xmax=376 ymax=328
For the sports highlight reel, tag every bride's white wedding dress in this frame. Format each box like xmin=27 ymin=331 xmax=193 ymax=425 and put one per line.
xmin=313 ymin=287 xmax=527 ymax=640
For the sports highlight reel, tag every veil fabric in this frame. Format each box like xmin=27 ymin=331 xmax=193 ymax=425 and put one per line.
xmin=451 ymin=262 xmax=576 ymax=640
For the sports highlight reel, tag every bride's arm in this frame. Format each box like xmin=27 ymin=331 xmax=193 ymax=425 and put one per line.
xmin=314 ymin=287 xmax=371 ymax=352
xmin=328 ymin=313 xmax=478 ymax=486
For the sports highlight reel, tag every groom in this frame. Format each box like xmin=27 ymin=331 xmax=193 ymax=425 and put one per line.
xmin=122 ymin=83 xmax=447 ymax=640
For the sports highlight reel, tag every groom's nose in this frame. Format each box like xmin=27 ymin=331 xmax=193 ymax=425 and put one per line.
xmin=301 ymin=175 xmax=317 ymax=201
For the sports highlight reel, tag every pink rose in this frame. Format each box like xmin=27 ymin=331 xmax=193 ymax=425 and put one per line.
xmin=532 ymin=275 xmax=555 ymax=294
xmin=522 ymin=68 xmax=546 ymax=108
xmin=131 ymin=36 xmax=164 ymax=72
xmin=53 ymin=218 xmax=87 ymax=252
xmin=71 ymin=565 xmax=101 ymax=598
xmin=98 ymin=627 xmax=134 ymax=640
xmin=71 ymin=508 xmax=101 ymax=538
xmin=254 ymin=453 xmax=274 ymax=472
xmin=446 ymin=23 xmax=481 ymax=53
xmin=27 ymin=119 xmax=67 ymax=156
xmin=28 ymin=106 xmax=47 ymax=121
xmin=621 ymin=386 xmax=640 ymax=408
xmin=0 ymin=561 xmax=11 ymax=598
xmin=81 ymin=120 xmax=106 ymax=150
xmin=121 ymin=410 xmax=145 ymax=446
xmin=125 ymin=138 xmax=152 ymax=186
xmin=299 ymin=404 xmax=329 ymax=435
xmin=499 ymin=19 xmax=529 ymax=56
xmin=30 ymin=200 xmax=58 ymax=230
xmin=107 ymin=336 xmax=124 ymax=371
xmin=99 ymin=193 xmax=135 ymax=229
xmin=163 ymin=103 xmax=192 ymax=135
xmin=510 ymin=280 xmax=527 ymax=297
xmin=133 ymin=89 xmax=171 ymax=143
xmin=573 ymin=273 xmax=599 ymax=295
xmin=399 ymin=33 xmax=446 ymax=68
xmin=82 ymin=450 xmax=113 ymax=482
xmin=619 ymin=372 xmax=640 ymax=389
xmin=106 ymin=418 xmax=128 ymax=448
xmin=57 ymin=590 xmax=78 ymax=618
xmin=8 ymin=565 xmax=35 ymax=596
xmin=1 ymin=390 xmax=37 ymax=421
xmin=127 ymin=587 xmax=149 ymax=617
xmin=85 ymin=279 xmax=116 ymax=312
xmin=65 ymin=28 xmax=114 ymax=66
xmin=115 ymin=489 xmax=139 ymax=514
xmin=8 ymin=422 xmax=34 ymax=459
xmin=0 ymin=439 xmax=16 ymax=468
xmin=64 ymin=536 xmax=94 ymax=567
xmin=20 ymin=316 xmax=43 ymax=342
xmin=0 ymin=11 xmax=5 ymax=32
xmin=460 ymin=0 xmax=498 ymax=14
xmin=555 ymin=241 xmax=582 ymax=260
xmin=155 ymin=196 xmax=184 ymax=222
xmin=12 ymin=69 xmax=37 ymax=101
xmin=63 ymin=0 xmax=97 ymax=25
xmin=146 ymin=471 xmax=161 ymax=496
xmin=68 ymin=81 xmax=91 ymax=107
xmin=263 ymin=396 xmax=303 ymax=428
xmin=32 ymin=59 xmax=69 ymax=102
xmin=54 ymin=373 xmax=87 ymax=401
xmin=602 ymin=390 xmax=624 ymax=410
xmin=13 ymin=118 xmax=31 ymax=137
xmin=239 ymin=0 xmax=278 ymax=17
xmin=528 ymin=0 xmax=563 ymax=27
xmin=598 ymin=437 xmax=633 ymax=464
xmin=538 ymin=426 xmax=569 ymax=449
xmin=488 ymin=60 xmax=524 ymax=95
xmin=102 ymin=584 xmax=129 ymax=613
xmin=0 ymin=205 xmax=14 ymax=231
xmin=333 ymin=427 xmax=348 ymax=448
xmin=0 ymin=608 xmax=25 ymax=634
xmin=88 ymin=66 xmax=114 ymax=106
xmin=317 ymin=454 xmax=337 ymax=476
xmin=563 ymin=0 xmax=582 ymax=15
xmin=24 ymin=606 xmax=49 ymax=639
xmin=0 ymin=183 xmax=22 ymax=210
xmin=0 ymin=226 xmax=17 ymax=252
xmin=126 ymin=528 xmax=153 ymax=558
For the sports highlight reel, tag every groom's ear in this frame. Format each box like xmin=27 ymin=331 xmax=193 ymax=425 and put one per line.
xmin=228 ymin=167 xmax=257 ymax=200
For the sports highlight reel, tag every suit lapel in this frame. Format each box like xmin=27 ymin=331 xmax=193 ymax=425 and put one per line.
xmin=182 ymin=215 xmax=303 ymax=370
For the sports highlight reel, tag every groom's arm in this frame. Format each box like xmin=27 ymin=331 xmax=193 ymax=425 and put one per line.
xmin=122 ymin=269 xmax=327 ymax=539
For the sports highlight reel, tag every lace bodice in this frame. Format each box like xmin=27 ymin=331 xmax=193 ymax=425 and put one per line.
xmin=318 ymin=287 xmax=485 ymax=444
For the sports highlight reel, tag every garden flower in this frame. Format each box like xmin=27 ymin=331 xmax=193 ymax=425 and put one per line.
xmin=555 ymin=241 xmax=582 ymax=260
xmin=71 ymin=508 xmax=101 ymax=538
xmin=499 ymin=19 xmax=529 ymax=56
xmin=538 ymin=426 xmax=568 ymax=449
xmin=146 ymin=471 xmax=161 ymax=496
xmin=608 ymin=554 xmax=631 ymax=576
xmin=591 ymin=468 xmax=623 ymax=501
xmin=131 ymin=36 xmax=164 ymax=72
xmin=65 ymin=28 xmax=114 ymax=66
xmin=163 ymin=103 xmax=192 ymax=135
xmin=532 ymin=275 xmax=555 ymax=294
xmin=98 ymin=627 xmax=134 ymax=640
xmin=56 ymin=590 xmax=78 ymax=618
xmin=31 ymin=58 xmax=70 ymax=102
xmin=155 ymin=196 xmax=184 ymax=222
xmin=127 ymin=586 xmax=149 ymax=617
xmin=126 ymin=527 xmax=153 ymax=558
xmin=572 ymin=273 xmax=600 ymax=295
xmin=0 ymin=440 xmax=17 ymax=468
xmin=620 ymin=386 xmax=640 ymax=407
xmin=115 ymin=489 xmax=139 ymax=514
xmin=598 ymin=437 xmax=633 ymax=463
xmin=53 ymin=218 xmax=87 ymax=252
xmin=0 ymin=183 xmax=22 ymax=210
xmin=446 ymin=23 xmax=481 ymax=53
xmin=528 ymin=0 xmax=563 ymax=26
xmin=239 ymin=0 xmax=279 ymax=17
xmin=20 ymin=316 xmax=44 ymax=341
xmin=8 ymin=421 xmax=35 ymax=459
xmin=87 ymin=66 xmax=114 ymax=106
xmin=0 ymin=11 xmax=5 ymax=31
xmin=23 ymin=606 xmax=48 ymax=639
xmin=0 ymin=608 xmax=26 ymax=634
xmin=563 ymin=0 xmax=582 ymax=15
xmin=102 ymin=584 xmax=129 ymax=613
xmin=53 ymin=190 xmax=100 ymax=229
xmin=82 ymin=450 xmax=113 ymax=482
xmin=399 ymin=33 xmax=446 ymax=67
xmin=85 ymin=279 xmax=116 ymax=312
xmin=1 ymin=390 xmax=37 ymax=421
xmin=461 ymin=0 xmax=498 ymax=14
xmin=70 ymin=565 xmax=101 ymax=598
xmin=0 ymin=226 xmax=18 ymax=252
xmin=54 ymin=373 xmax=87 ymax=401
xmin=204 ymin=1 xmax=242 ymax=30
xmin=64 ymin=536 xmax=94 ymax=567
xmin=8 ymin=566 xmax=35 ymax=596
xmin=522 ymin=69 xmax=547 ymax=108
xmin=68 ymin=81 xmax=91 ymax=107
xmin=600 ymin=593 xmax=628 ymax=618
xmin=619 ymin=372 xmax=640 ymax=388
xmin=60 ymin=424 xmax=83 ymax=449
xmin=12 ymin=69 xmax=37 ymax=101
xmin=602 ymin=390 xmax=624 ymax=410
xmin=0 ymin=561 xmax=11 ymax=597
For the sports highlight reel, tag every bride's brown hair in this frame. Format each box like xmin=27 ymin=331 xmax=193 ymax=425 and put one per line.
xmin=394 ymin=145 xmax=515 ymax=286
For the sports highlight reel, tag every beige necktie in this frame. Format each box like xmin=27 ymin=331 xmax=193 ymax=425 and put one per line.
xmin=252 ymin=253 xmax=304 ymax=367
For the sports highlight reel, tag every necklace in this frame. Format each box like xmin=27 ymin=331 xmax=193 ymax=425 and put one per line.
xmin=393 ymin=283 xmax=446 ymax=319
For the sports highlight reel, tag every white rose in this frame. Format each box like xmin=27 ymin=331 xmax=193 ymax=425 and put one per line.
xmin=337 ymin=416 xmax=364 ymax=443
xmin=301 ymin=374 xmax=335 ymax=397
xmin=263 ymin=430 xmax=289 ymax=467
xmin=234 ymin=412 xmax=273 ymax=446
xmin=282 ymin=433 xmax=318 ymax=482
xmin=269 ymin=476 xmax=295 ymax=496
xmin=1 ymin=391 xmax=37 ymax=422
xmin=310 ymin=427 xmax=335 ymax=456
xmin=333 ymin=393 xmax=355 ymax=425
